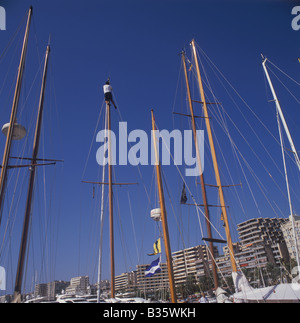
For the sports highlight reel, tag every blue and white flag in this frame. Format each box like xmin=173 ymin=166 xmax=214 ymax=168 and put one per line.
xmin=145 ymin=257 xmax=161 ymax=277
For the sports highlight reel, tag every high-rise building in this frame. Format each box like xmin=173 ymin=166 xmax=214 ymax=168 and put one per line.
xmin=281 ymin=215 xmax=300 ymax=261
xmin=115 ymin=271 xmax=137 ymax=294
xmin=65 ymin=276 xmax=89 ymax=295
xmin=237 ymin=217 xmax=289 ymax=266
xmin=172 ymin=245 xmax=219 ymax=285
xmin=136 ymin=262 xmax=169 ymax=297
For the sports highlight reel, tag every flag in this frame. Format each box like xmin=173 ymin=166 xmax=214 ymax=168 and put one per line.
xmin=145 ymin=258 xmax=161 ymax=277
xmin=147 ymin=238 xmax=161 ymax=256
xmin=180 ymin=183 xmax=187 ymax=204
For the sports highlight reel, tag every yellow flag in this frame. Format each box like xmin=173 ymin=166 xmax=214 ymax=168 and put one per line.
xmin=148 ymin=238 xmax=161 ymax=256
xmin=153 ymin=238 xmax=161 ymax=254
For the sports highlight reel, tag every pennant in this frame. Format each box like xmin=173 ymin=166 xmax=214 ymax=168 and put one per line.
xmin=180 ymin=183 xmax=187 ymax=204
xmin=145 ymin=258 xmax=161 ymax=277
xmin=147 ymin=238 xmax=161 ymax=256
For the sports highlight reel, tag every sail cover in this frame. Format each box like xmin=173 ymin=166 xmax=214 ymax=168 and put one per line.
xmin=233 ymin=283 xmax=300 ymax=303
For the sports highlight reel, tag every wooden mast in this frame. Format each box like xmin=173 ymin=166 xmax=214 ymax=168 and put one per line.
xmin=13 ymin=44 xmax=50 ymax=303
xmin=181 ymin=51 xmax=219 ymax=288
xmin=107 ymin=101 xmax=115 ymax=298
xmin=83 ymin=100 xmax=137 ymax=300
xmin=151 ymin=109 xmax=177 ymax=303
xmin=190 ymin=39 xmax=237 ymax=273
xmin=0 ymin=7 xmax=32 ymax=226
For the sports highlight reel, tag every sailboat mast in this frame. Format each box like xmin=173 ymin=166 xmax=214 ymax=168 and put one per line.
xmin=107 ymin=102 xmax=115 ymax=298
xmin=13 ymin=44 xmax=50 ymax=303
xmin=262 ymin=57 xmax=300 ymax=273
xmin=97 ymin=115 xmax=107 ymax=303
xmin=262 ymin=57 xmax=300 ymax=173
xmin=0 ymin=7 xmax=32 ymax=226
xmin=190 ymin=39 xmax=237 ymax=273
xmin=276 ymin=110 xmax=300 ymax=272
xmin=151 ymin=110 xmax=177 ymax=303
xmin=181 ymin=51 xmax=219 ymax=288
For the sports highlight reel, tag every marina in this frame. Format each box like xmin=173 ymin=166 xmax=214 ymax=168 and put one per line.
xmin=0 ymin=1 xmax=299 ymax=304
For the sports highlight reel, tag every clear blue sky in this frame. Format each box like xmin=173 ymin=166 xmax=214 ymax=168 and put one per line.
xmin=0 ymin=0 xmax=299 ymax=294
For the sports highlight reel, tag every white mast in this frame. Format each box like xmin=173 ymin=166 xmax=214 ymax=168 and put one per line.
xmin=262 ymin=57 xmax=300 ymax=172
xmin=97 ymin=111 xmax=107 ymax=303
xmin=262 ymin=56 xmax=300 ymax=274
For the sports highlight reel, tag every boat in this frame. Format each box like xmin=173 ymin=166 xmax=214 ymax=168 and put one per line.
xmin=82 ymin=83 xmax=141 ymax=302
xmin=233 ymin=283 xmax=300 ymax=303
xmin=150 ymin=109 xmax=177 ymax=303
xmin=56 ymin=294 xmax=91 ymax=303
xmin=178 ymin=40 xmax=238 ymax=295
xmin=177 ymin=40 xmax=300 ymax=303
xmin=232 ymin=56 xmax=300 ymax=303
xmin=0 ymin=7 xmax=61 ymax=303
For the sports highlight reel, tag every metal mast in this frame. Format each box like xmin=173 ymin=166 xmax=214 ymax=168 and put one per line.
xmin=262 ymin=57 xmax=300 ymax=173
xmin=262 ymin=56 xmax=300 ymax=273
xmin=107 ymin=102 xmax=115 ymax=299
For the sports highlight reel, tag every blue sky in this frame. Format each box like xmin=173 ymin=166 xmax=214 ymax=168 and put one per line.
xmin=0 ymin=0 xmax=299 ymax=294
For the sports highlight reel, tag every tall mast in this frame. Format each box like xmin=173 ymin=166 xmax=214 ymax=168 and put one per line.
xmin=83 ymin=99 xmax=136 ymax=300
xmin=0 ymin=7 xmax=32 ymax=226
xmin=151 ymin=109 xmax=177 ymax=303
xmin=13 ymin=44 xmax=50 ymax=303
xmin=190 ymin=39 xmax=237 ymax=273
xmin=262 ymin=57 xmax=300 ymax=273
xmin=107 ymin=102 xmax=115 ymax=298
xmin=262 ymin=57 xmax=300 ymax=173
xmin=97 ymin=115 xmax=107 ymax=303
xmin=181 ymin=51 xmax=218 ymax=288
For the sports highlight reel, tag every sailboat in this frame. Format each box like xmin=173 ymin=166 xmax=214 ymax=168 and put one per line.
xmin=187 ymin=40 xmax=239 ymax=295
xmin=83 ymin=88 xmax=154 ymax=303
xmin=232 ymin=56 xmax=300 ymax=303
xmin=151 ymin=109 xmax=177 ymax=303
xmin=0 ymin=7 xmax=60 ymax=303
xmin=179 ymin=40 xmax=300 ymax=303
xmin=180 ymin=49 xmax=219 ymax=290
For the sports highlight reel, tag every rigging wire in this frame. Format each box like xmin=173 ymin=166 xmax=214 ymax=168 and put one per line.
xmin=195 ymin=45 xmax=300 ymax=210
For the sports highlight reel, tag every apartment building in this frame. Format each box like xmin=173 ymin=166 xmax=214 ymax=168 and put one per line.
xmin=136 ymin=262 xmax=169 ymax=296
xmin=237 ymin=217 xmax=289 ymax=266
xmin=34 ymin=280 xmax=69 ymax=300
xmin=47 ymin=280 xmax=69 ymax=300
xmin=173 ymin=245 xmax=219 ymax=285
xmin=281 ymin=215 xmax=300 ymax=261
xmin=65 ymin=276 xmax=89 ymax=295
xmin=115 ymin=271 xmax=137 ymax=294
